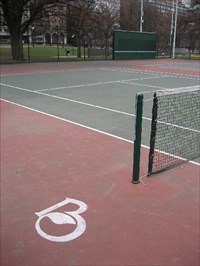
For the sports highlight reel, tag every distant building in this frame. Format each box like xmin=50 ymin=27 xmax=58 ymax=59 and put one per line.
xmin=0 ymin=4 xmax=67 ymax=45
xmin=0 ymin=8 xmax=10 ymax=44
xmin=147 ymin=0 xmax=190 ymax=13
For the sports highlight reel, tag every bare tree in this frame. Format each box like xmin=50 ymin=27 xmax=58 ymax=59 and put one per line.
xmin=94 ymin=0 xmax=120 ymax=54
xmin=120 ymin=0 xmax=175 ymax=55
xmin=66 ymin=0 xmax=96 ymax=57
xmin=178 ymin=0 xmax=200 ymax=50
xmin=143 ymin=2 xmax=159 ymax=32
xmin=0 ymin=0 xmax=64 ymax=61
xmin=120 ymin=0 xmax=140 ymax=31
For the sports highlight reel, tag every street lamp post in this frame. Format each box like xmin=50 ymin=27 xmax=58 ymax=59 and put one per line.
xmin=27 ymin=26 xmax=30 ymax=62
xmin=56 ymin=25 xmax=60 ymax=61
xmin=140 ymin=0 xmax=144 ymax=32
xmin=170 ymin=0 xmax=175 ymax=57
xmin=172 ymin=0 xmax=178 ymax=59
xmin=31 ymin=26 xmax=35 ymax=47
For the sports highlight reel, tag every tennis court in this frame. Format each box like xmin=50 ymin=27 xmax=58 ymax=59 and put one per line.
xmin=1 ymin=59 xmax=199 ymax=265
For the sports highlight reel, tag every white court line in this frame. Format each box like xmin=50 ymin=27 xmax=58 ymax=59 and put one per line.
xmin=1 ymin=66 xmax=199 ymax=79
xmin=101 ymin=67 xmax=199 ymax=78
xmin=36 ymin=76 xmax=162 ymax=92
xmin=0 ymin=82 xmax=134 ymax=116
xmin=0 ymin=66 xmax=159 ymax=78
xmin=0 ymin=68 xmax=96 ymax=77
xmin=38 ymin=91 xmax=135 ymax=117
xmin=42 ymin=86 xmax=66 ymax=90
xmin=0 ymin=98 xmax=133 ymax=144
xmin=1 ymin=98 xmax=199 ymax=167
xmin=67 ymin=84 xmax=85 ymax=89
xmin=86 ymin=82 xmax=103 ymax=86
xmin=120 ymin=81 xmax=167 ymax=90
xmin=0 ymin=83 xmax=35 ymax=92
xmin=1 ymin=82 xmax=200 ymax=134
xmin=103 ymin=81 xmax=118 ymax=84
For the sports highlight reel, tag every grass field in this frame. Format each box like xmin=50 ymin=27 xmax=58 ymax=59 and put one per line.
xmin=0 ymin=45 xmax=112 ymax=63
xmin=176 ymin=54 xmax=200 ymax=60
xmin=0 ymin=44 xmax=199 ymax=63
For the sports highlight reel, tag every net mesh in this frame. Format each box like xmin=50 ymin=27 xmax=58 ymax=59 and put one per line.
xmin=148 ymin=86 xmax=200 ymax=175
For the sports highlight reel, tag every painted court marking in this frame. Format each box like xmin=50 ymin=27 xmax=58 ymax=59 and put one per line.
xmin=1 ymin=83 xmax=200 ymax=135
xmin=0 ymin=67 xmax=95 ymax=77
xmin=101 ymin=67 xmax=199 ymax=79
xmin=1 ymin=98 xmax=199 ymax=167
xmin=0 ymin=82 xmax=135 ymax=116
xmin=35 ymin=197 xmax=88 ymax=242
xmin=145 ymin=63 xmax=199 ymax=71
xmin=36 ymin=76 xmax=162 ymax=92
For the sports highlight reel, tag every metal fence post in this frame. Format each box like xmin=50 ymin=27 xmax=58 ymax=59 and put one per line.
xmin=132 ymin=93 xmax=144 ymax=184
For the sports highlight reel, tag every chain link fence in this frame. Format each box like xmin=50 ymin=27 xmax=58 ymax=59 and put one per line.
xmin=0 ymin=30 xmax=113 ymax=63
xmin=1 ymin=32 xmax=199 ymax=63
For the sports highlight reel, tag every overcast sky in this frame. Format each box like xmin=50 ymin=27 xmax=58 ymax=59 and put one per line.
xmin=181 ymin=0 xmax=191 ymax=7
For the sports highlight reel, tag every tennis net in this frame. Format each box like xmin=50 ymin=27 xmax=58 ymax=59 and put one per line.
xmin=148 ymin=86 xmax=200 ymax=175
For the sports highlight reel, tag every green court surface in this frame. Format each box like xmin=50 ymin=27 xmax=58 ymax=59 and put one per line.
xmin=1 ymin=59 xmax=199 ymax=150
xmin=1 ymin=59 xmax=200 ymax=266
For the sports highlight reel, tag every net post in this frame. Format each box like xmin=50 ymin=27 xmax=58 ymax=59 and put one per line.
xmin=132 ymin=93 xmax=144 ymax=184
xmin=148 ymin=92 xmax=158 ymax=175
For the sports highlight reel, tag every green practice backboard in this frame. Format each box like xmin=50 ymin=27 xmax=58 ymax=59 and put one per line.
xmin=113 ymin=30 xmax=157 ymax=60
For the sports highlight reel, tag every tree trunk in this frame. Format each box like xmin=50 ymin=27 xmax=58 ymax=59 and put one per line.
xmin=10 ymin=29 xmax=24 ymax=61
xmin=77 ymin=37 xmax=81 ymax=58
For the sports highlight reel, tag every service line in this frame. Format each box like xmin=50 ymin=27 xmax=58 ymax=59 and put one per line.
xmin=36 ymin=75 xmax=162 ymax=92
